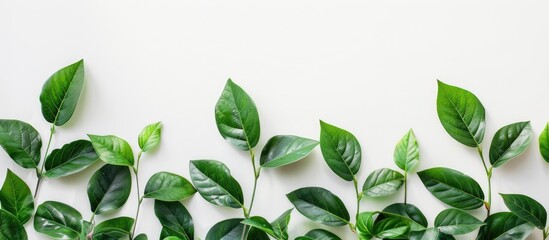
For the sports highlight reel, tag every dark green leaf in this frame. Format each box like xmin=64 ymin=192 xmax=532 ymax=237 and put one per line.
xmin=93 ymin=217 xmax=134 ymax=239
xmin=379 ymin=203 xmax=428 ymax=228
xmin=540 ymin=123 xmax=549 ymax=163
xmin=501 ymin=193 xmax=547 ymax=229
xmin=434 ymin=208 xmax=484 ymax=235
xmin=0 ymin=209 xmax=27 ymax=240
xmin=205 ymin=218 xmax=269 ymax=240
xmin=189 ymin=160 xmax=243 ymax=208
xmin=138 ymin=122 xmax=162 ymax=152
xmin=144 ymin=172 xmax=196 ymax=201
xmin=476 ymin=212 xmax=535 ymax=240
xmin=40 ymin=60 xmax=85 ymax=126
xmin=88 ymin=135 xmax=135 ymax=166
xmin=319 ymin=120 xmax=361 ymax=181
xmin=154 ymin=200 xmax=193 ymax=240
xmin=357 ymin=212 xmax=376 ymax=240
xmin=0 ymin=169 xmax=33 ymax=223
xmin=436 ymin=80 xmax=485 ymax=147
xmin=286 ymin=187 xmax=349 ymax=226
xmin=214 ymin=79 xmax=260 ymax=151
xmin=489 ymin=122 xmax=532 ymax=168
xmin=34 ymin=201 xmax=82 ymax=239
xmin=260 ymin=135 xmax=318 ymax=168
xmin=80 ymin=220 xmax=92 ymax=240
xmin=394 ymin=129 xmax=419 ymax=172
xmin=417 ymin=167 xmax=485 ymax=210
xmin=87 ymin=164 xmax=132 ymax=214
xmin=134 ymin=233 xmax=148 ymax=240
xmin=162 ymin=237 xmax=182 ymax=240
xmin=374 ymin=217 xmax=410 ymax=239
xmin=271 ymin=209 xmax=292 ymax=239
xmin=409 ymin=228 xmax=455 ymax=240
xmin=0 ymin=120 xmax=41 ymax=169
xmin=44 ymin=139 xmax=98 ymax=178
xmin=362 ymin=168 xmax=404 ymax=197
xmin=241 ymin=216 xmax=275 ymax=237
xmin=301 ymin=229 xmax=342 ymax=240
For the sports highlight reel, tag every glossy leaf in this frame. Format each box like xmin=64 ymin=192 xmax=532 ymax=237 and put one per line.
xmin=241 ymin=216 xmax=276 ymax=237
xmin=362 ymin=168 xmax=404 ymax=197
xmin=409 ymin=228 xmax=456 ymax=240
xmin=214 ymin=79 xmax=260 ymax=151
xmin=303 ymin=229 xmax=341 ymax=240
xmin=189 ymin=160 xmax=243 ymax=208
xmin=40 ymin=59 xmax=85 ymax=126
xmin=417 ymin=167 xmax=485 ymax=210
xmin=0 ymin=120 xmax=42 ymax=169
xmin=34 ymin=201 xmax=82 ymax=239
xmin=379 ymin=203 xmax=428 ymax=228
xmin=134 ymin=234 xmax=148 ymax=240
xmin=0 ymin=209 xmax=27 ymax=240
xmin=43 ymin=139 xmax=98 ymax=178
xmin=88 ymin=135 xmax=134 ymax=166
xmin=271 ymin=209 xmax=292 ymax=239
xmin=144 ymin=172 xmax=196 ymax=201
xmin=394 ymin=129 xmax=419 ymax=172
xmin=374 ymin=217 xmax=410 ymax=239
xmin=489 ymin=122 xmax=532 ymax=168
xmin=319 ymin=120 xmax=361 ymax=181
xmin=154 ymin=200 xmax=194 ymax=240
xmin=205 ymin=218 xmax=269 ymax=240
xmin=434 ymin=208 xmax=484 ymax=235
xmin=476 ymin=212 xmax=535 ymax=240
xmin=0 ymin=169 xmax=33 ymax=223
xmin=436 ymin=80 xmax=485 ymax=147
xmin=501 ymin=193 xmax=547 ymax=229
xmin=87 ymin=164 xmax=132 ymax=214
xmin=540 ymin=123 xmax=549 ymax=163
xmin=163 ymin=237 xmax=182 ymax=240
xmin=93 ymin=217 xmax=134 ymax=239
xmin=286 ymin=187 xmax=350 ymax=226
xmin=357 ymin=212 xmax=376 ymax=240
xmin=138 ymin=122 xmax=162 ymax=152
xmin=79 ymin=220 xmax=92 ymax=240
xmin=260 ymin=135 xmax=318 ymax=168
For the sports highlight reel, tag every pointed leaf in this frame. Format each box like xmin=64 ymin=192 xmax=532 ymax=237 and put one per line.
xmin=241 ymin=216 xmax=276 ymax=237
xmin=302 ymin=229 xmax=341 ymax=240
xmin=319 ymin=120 xmax=361 ymax=181
xmin=189 ymin=160 xmax=244 ymax=208
xmin=379 ymin=203 xmax=428 ymax=228
xmin=93 ymin=217 xmax=134 ymax=239
xmin=374 ymin=217 xmax=410 ymax=239
xmin=0 ymin=169 xmax=33 ymax=224
xmin=540 ymin=123 xmax=549 ymax=163
xmin=434 ymin=208 xmax=484 ymax=235
xmin=138 ymin=122 xmax=162 ymax=152
xmin=260 ymin=135 xmax=318 ymax=168
xmin=476 ymin=212 xmax=535 ymax=240
xmin=500 ymin=193 xmax=547 ymax=229
xmin=0 ymin=120 xmax=41 ymax=169
xmin=88 ymin=135 xmax=134 ymax=166
xmin=489 ymin=122 xmax=532 ymax=168
xmin=357 ymin=212 xmax=376 ymax=240
xmin=362 ymin=168 xmax=404 ymax=197
xmin=394 ymin=129 xmax=419 ymax=172
xmin=144 ymin=172 xmax=196 ymax=201
xmin=87 ymin=164 xmax=132 ymax=214
xmin=154 ymin=200 xmax=193 ymax=240
xmin=205 ymin=218 xmax=269 ymax=240
xmin=134 ymin=234 xmax=148 ymax=240
xmin=286 ymin=187 xmax=350 ymax=226
xmin=409 ymin=228 xmax=455 ymax=240
xmin=0 ymin=209 xmax=27 ymax=240
xmin=34 ymin=201 xmax=82 ymax=239
xmin=271 ymin=209 xmax=292 ymax=239
xmin=43 ymin=139 xmax=98 ymax=178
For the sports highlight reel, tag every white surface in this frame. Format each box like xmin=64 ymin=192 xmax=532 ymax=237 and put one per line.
xmin=1 ymin=0 xmax=549 ymax=239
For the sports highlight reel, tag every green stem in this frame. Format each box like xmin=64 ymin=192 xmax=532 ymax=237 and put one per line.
xmin=35 ymin=125 xmax=55 ymax=198
xmin=242 ymin=149 xmax=260 ymax=240
xmin=130 ymin=151 xmax=143 ymax=238
xmin=477 ymin=146 xmax=492 ymax=217
xmin=353 ymin=176 xmax=361 ymax=221
xmin=404 ymin=172 xmax=408 ymax=205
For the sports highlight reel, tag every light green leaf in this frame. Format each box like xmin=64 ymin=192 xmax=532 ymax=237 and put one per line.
xmin=356 ymin=212 xmax=376 ymax=240
xmin=43 ymin=139 xmax=98 ymax=178
xmin=298 ymin=229 xmax=341 ymax=240
xmin=540 ymin=123 xmax=549 ymax=163
xmin=88 ymin=135 xmax=134 ymax=166
xmin=260 ymin=135 xmax=318 ymax=168
xmin=434 ymin=208 xmax=485 ymax=235
xmin=241 ymin=216 xmax=276 ymax=237
xmin=476 ymin=212 xmax=535 ymax=240
xmin=362 ymin=168 xmax=404 ymax=197
xmin=319 ymin=120 xmax=361 ymax=181
xmin=409 ymin=228 xmax=456 ymax=240
xmin=394 ymin=129 xmax=419 ymax=172
xmin=0 ymin=169 xmax=34 ymax=224
xmin=0 ymin=120 xmax=41 ymax=169
xmin=93 ymin=217 xmax=134 ymax=239
xmin=0 ymin=209 xmax=27 ymax=240
xmin=500 ymin=193 xmax=547 ymax=229
xmin=374 ymin=217 xmax=410 ymax=239
xmin=87 ymin=164 xmax=132 ymax=215
xmin=205 ymin=218 xmax=269 ymax=240
xmin=379 ymin=203 xmax=428 ymax=229
xmin=189 ymin=160 xmax=244 ymax=208
xmin=489 ymin=121 xmax=532 ymax=168
xmin=286 ymin=187 xmax=350 ymax=226
xmin=138 ymin=122 xmax=162 ymax=152
xmin=34 ymin=201 xmax=82 ymax=239
xmin=271 ymin=209 xmax=292 ymax=240
xmin=154 ymin=200 xmax=193 ymax=240
xmin=144 ymin=172 xmax=196 ymax=201
xmin=133 ymin=233 xmax=148 ymax=240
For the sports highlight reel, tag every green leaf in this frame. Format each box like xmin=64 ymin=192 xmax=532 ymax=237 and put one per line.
xmin=88 ymin=135 xmax=134 ymax=166
xmin=540 ymin=123 xmax=549 ymax=163
xmin=374 ymin=217 xmax=410 ymax=239
xmin=379 ymin=203 xmax=428 ymax=228
xmin=259 ymin=135 xmax=319 ymax=168
xmin=319 ymin=120 xmax=361 ymax=181
xmin=0 ymin=120 xmax=42 ymax=169
xmin=434 ymin=208 xmax=484 ymax=235
xmin=34 ymin=201 xmax=82 ymax=239
xmin=362 ymin=168 xmax=404 ymax=197
xmin=40 ymin=59 xmax=85 ymax=126
xmin=436 ymin=80 xmax=485 ymax=147
xmin=271 ymin=209 xmax=292 ymax=240
xmin=43 ymin=139 xmax=99 ymax=178
xmin=0 ymin=209 xmax=27 ymax=240
xmin=409 ymin=228 xmax=456 ymax=240
xmin=93 ymin=217 xmax=134 ymax=239
xmin=215 ymin=79 xmax=260 ymax=151
xmin=417 ymin=167 xmax=485 ymax=210
xmin=138 ymin=122 xmax=162 ymax=152
xmin=357 ymin=212 xmax=376 ymax=240
xmin=79 ymin=220 xmax=92 ymax=240
xmin=205 ymin=218 xmax=269 ymax=240
xmin=301 ymin=229 xmax=342 ymax=240
xmin=163 ymin=237 xmax=182 ymax=240
xmin=500 ymin=193 xmax=547 ymax=229
xmin=154 ymin=200 xmax=193 ymax=240
xmin=87 ymin=164 xmax=132 ymax=214
xmin=144 ymin=172 xmax=196 ymax=201
xmin=476 ymin=212 xmax=535 ymax=240
xmin=286 ymin=187 xmax=350 ymax=226
xmin=394 ymin=129 xmax=419 ymax=172
xmin=189 ymin=160 xmax=244 ymax=208
xmin=134 ymin=233 xmax=148 ymax=240
xmin=0 ymin=169 xmax=33 ymax=224
xmin=489 ymin=122 xmax=532 ymax=168
xmin=241 ymin=216 xmax=276 ymax=237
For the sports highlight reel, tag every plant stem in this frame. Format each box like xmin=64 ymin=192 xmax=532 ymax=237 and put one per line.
xmin=131 ymin=151 xmax=143 ymax=238
xmin=352 ymin=176 xmax=361 ymax=220
xmin=242 ymin=149 xmax=261 ymax=240
xmin=35 ymin=125 xmax=55 ymax=198
xmin=477 ymin=146 xmax=492 ymax=217
xmin=404 ymin=171 xmax=408 ymax=205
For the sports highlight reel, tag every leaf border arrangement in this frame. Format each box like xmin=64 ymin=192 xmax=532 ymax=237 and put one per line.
xmin=0 ymin=61 xmax=548 ymax=240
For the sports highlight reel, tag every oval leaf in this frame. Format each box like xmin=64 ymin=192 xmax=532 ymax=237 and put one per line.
xmin=489 ymin=121 xmax=532 ymax=168
xmin=319 ymin=120 xmax=361 ymax=181
xmin=500 ymin=193 xmax=547 ymax=229
xmin=0 ymin=209 xmax=27 ymax=240
xmin=134 ymin=233 xmax=148 ymax=240
xmin=34 ymin=201 xmax=82 ymax=239
xmin=87 ymin=164 xmax=132 ymax=214
xmin=436 ymin=80 xmax=485 ymax=147
xmin=394 ymin=129 xmax=419 ymax=172
xmin=259 ymin=135 xmax=319 ymax=168
xmin=476 ymin=212 xmax=535 ymax=240
xmin=215 ymin=79 xmax=260 ymax=151
xmin=362 ymin=168 xmax=404 ymax=197
xmin=205 ymin=218 xmax=269 ymax=240
xmin=144 ymin=172 xmax=196 ymax=201
xmin=0 ymin=169 xmax=34 ymax=224
xmin=286 ymin=187 xmax=350 ymax=226
xmin=93 ymin=217 xmax=134 ymax=239
xmin=540 ymin=123 xmax=549 ymax=163
xmin=154 ymin=200 xmax=194 ymax=240
xmin=357 ymin=212 xmax=376 ymax=240
xmin=88 ymin=134 xmax=134 ymax=166
xmin=138 ymin=122 xmax=162 ymax=152
xmin=374 ymin=217 xmax=410 ymax=239
xmin=302 ymin=229 xmax=341 ymax=240
xmin=379 ymin=203 xmax=428 ymax=228
xmin=40 ymin=60 xmax=85 ymax=126
xmin=0 ymin=120 xmax=42 ymax=169
xmin=417 ymin=167 xmax=485 ymax=210
xmin=271 ymin=209 xmax=292 ymax=239
xmin=43 ymin=139 xmax=98 ymax=178
xmin=409 ymin=228 xmax=456 ymax=240
xmin=434 ymin=208 xmax=484 ymax=235
xmin=241 ymin=216 xmax=276 ymax=237
xmin=189 ymin=160 xmax=244 ymax=208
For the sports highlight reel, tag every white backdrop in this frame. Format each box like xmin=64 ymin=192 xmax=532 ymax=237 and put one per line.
xmin=2 ymin=0 xmax=549 ymax=239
